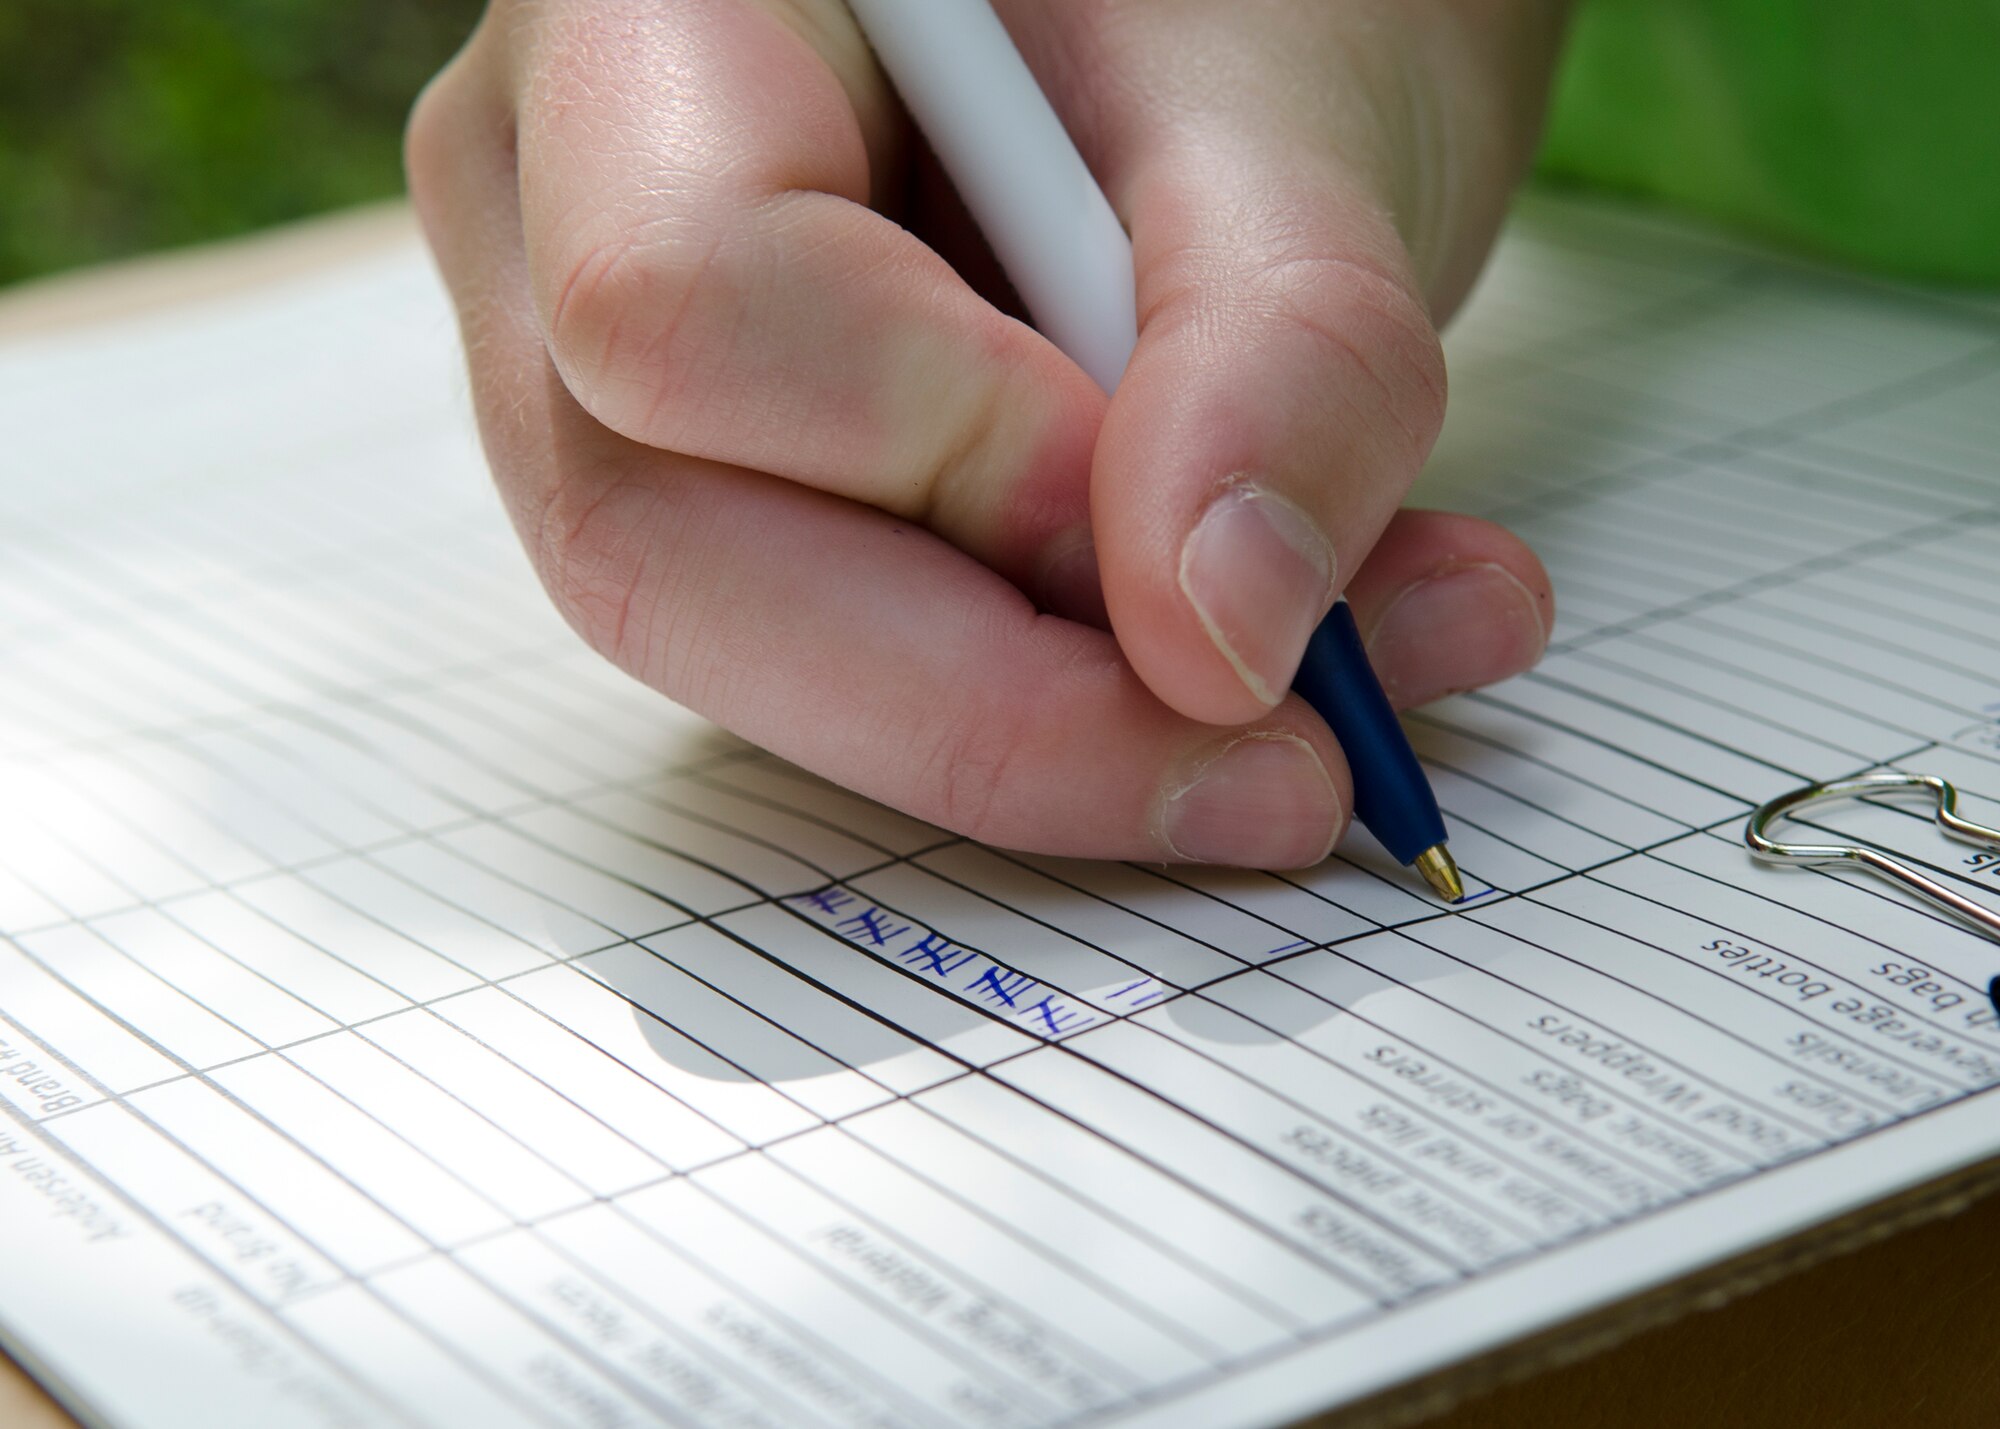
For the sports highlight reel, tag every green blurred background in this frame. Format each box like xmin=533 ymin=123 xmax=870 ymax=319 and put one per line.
xmin=3 ymin=0 xmax=1995 ymax=292
xmin=0 ymin=0 xmax=481 ymax=288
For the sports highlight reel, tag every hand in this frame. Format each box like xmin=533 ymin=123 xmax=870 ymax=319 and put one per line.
xmin=406 ymin=0 xmax=1565 ymax=866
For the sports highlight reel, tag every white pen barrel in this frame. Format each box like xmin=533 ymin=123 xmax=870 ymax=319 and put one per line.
xmin=845 ymin=0 xmax=1138 ymax=394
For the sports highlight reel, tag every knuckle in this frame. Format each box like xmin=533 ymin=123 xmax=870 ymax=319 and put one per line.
xmin=543 ymin=216 xmax=732 ymax=446
xmin=543 ymin=227 xmax=649 ymax=401
xmin=1146 ymin=186 xmax=1450 ymax=467
xmin=919 ymin=332 xmax=1104 ymax=562
xmin=403 ymin=63 xmax=474 ymax=222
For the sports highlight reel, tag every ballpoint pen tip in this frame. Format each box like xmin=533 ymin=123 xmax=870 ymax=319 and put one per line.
xmin=1414 ymin=845 xmax=1464 ymax=903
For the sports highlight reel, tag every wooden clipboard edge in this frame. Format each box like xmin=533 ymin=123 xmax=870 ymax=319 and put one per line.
xmin=1299 ymin=1151 xmax=2000 ymax=1429
xmin=0 ymin=1326 xmax=110 ymax=1429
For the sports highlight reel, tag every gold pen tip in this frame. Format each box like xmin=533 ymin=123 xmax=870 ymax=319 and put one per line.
xmin=1414 ymin=845 xmax=1465 ymax=904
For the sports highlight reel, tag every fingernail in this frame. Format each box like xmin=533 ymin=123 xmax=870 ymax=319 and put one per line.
xmin=1160 ymin=733 xmax=1342 ymax=868
xmin=1039 ymin=529 xmax=1110 ymax=628
xmin=1179 ymin=482 xmax=1338 ymax=706
xmin=1365 ymin=563 xmax=1551 ymax=707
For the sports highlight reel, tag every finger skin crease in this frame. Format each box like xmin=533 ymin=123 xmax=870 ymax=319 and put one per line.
xmin=631 ymin=228 xmax=731 ymax=440
xmin=913 ymin=705 xmax=1018 ymax=844
xmin=1265 ymin=278 xmax=1444 ymax=460
xmin=536 ymin=467 xmax=675 ymax=680
xmin=1243 ymin=249 xmax=1445 ymax=459
xmin=906 ymin=642 xmax=1035 ymax=843
xmin=915 ymin=363 xmax=1013 ymax=535
xmin=907 ymin=582 xmax=1136 ymax=842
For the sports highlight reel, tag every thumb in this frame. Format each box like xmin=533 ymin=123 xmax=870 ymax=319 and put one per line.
xmin=1084 ymin=9 xmax=1562 ymax=726
xmin=1097 ymin=141 xmax=1448 ymax=725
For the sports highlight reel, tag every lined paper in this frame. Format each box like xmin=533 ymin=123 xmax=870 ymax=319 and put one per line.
xmin=0 ymin=191 xmax=1997 ymax=1429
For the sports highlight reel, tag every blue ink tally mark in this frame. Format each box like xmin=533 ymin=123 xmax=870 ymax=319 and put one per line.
xmin=785 ymin=886 xmax=1104 ymax=1040
xmin=1107 ymin=979 xmax=1170 ymax=1009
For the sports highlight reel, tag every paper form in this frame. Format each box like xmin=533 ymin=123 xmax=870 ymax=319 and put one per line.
xmin=0 ymin=191 xmax=1997 ymax=1429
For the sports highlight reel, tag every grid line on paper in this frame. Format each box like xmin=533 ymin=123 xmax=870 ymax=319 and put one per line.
xmin=1471 ymin=309 xmax=2000 ymax=530
xmin=1669 ymin=579 xmax=2000 ymax=716
xmin=0 ymin=995 xmax=616 ymax=1427
xmin=1553 ymin=507 xmax=2000 ymax=659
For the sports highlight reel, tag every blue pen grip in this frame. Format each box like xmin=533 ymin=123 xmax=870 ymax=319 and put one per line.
xmin=1291 ymin=602 xmax=1448 ymax=866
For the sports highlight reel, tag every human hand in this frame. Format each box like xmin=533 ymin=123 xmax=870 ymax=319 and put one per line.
xmin=406 ymin=0 xmax=1565 ymax=866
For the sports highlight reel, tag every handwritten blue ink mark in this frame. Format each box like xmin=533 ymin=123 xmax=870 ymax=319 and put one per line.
xmin=792 ymin=887 xmax=856 ymax=916
xmin=837 ymin=906 xmax=910 ymax=947
xmin=1028 ymin=996 xmax=1090 ymax=1036
xmin=896 ymin=932 xmax=975 ymax=979
xmin=1108 ymin=979 xmax=1168 ymax=1007
xmin=969 ymin=966 xmax=1036 ymax=1008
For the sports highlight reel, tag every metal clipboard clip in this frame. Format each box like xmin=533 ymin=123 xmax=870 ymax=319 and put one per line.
xmin=1746 ymin=772 xmax=2000 ymax=1015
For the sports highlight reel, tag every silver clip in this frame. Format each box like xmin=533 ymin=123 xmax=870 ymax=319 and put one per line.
xmin=1746 ymin=772 xmax=2000 ymax=948
xmin=1747 ymin=773 xmax=2000 ymax=1016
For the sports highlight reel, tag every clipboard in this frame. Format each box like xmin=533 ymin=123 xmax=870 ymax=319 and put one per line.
xmin=0 ymin=194 xmax=1997 ymax=1429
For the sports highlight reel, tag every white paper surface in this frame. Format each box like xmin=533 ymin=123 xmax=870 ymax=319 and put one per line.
xmin=0 ymin=193 xmax=1996 ymax=1429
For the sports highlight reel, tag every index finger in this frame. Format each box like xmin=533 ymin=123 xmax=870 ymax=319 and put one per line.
xmin=509 ymin=0 xmax=1107 ymax=600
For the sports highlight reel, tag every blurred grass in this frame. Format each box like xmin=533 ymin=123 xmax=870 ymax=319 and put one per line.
xmin=0 ymin=0 xmax=485 ymax=288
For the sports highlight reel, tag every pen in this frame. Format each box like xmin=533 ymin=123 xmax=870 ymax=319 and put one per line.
xmin=845 ymin=0 xmax=1464 ymax=901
